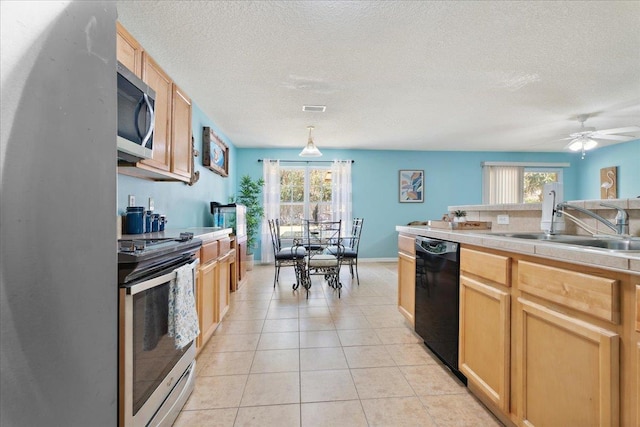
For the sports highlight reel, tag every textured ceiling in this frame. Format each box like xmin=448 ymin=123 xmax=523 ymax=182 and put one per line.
xmin=116 ymin=1 xmax=640 ymax=152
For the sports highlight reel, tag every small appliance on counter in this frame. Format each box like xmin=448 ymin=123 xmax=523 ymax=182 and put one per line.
xmin=210 ymin=202 xmax=246 ymax=236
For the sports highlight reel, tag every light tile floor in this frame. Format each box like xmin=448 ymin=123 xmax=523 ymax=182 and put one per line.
xmin=174 ymin=262 xmax=503 ymax=427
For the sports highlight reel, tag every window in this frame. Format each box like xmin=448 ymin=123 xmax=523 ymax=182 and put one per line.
xmin=279 ymin=166 xmax=332 ymax=236
xmin=482 ymin=162 xmax=567 ymax=204
xmin=523 ymin=168 xmax=561 ymax=203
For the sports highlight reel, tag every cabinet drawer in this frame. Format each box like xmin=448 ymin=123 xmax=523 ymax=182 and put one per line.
xmin=461 ymin=248 xmax=510 ymax=286
xmin=201 ymin=240 xmax=219 ymax=264
xmin=398 ymin=235 xmax=415 ymax=255
xmin=219 ymin=237 xmax=231 ymax=255
xmin=518 ymin=260 xmax=619 ymax=324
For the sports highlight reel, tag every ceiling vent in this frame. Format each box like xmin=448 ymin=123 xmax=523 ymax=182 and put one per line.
xmin=302 ymin=105 xmax=326 ymax=113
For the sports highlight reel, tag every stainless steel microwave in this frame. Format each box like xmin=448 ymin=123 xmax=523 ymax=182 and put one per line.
xmin=117 ymin=61 xmax=155 ymax=162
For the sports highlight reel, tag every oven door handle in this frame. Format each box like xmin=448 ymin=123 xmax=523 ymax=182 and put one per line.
xmin=128 ymin=259 xmax=198 ymax=295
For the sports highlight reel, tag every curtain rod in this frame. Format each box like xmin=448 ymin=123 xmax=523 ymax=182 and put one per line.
xmin=257 ymin=159 xmax=354 ymax=164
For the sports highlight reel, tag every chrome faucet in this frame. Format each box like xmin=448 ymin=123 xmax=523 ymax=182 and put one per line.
xmin=546 ymin=190 xmax=558 ymax=235
xmin=554 ymin=202 xmax=629 ymax=235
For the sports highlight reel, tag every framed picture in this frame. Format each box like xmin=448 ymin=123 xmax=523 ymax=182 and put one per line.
xmin=399 ymin=170 xmax=424 ymax=203
xmin=202 ymin=127 xmax=229 ymax=177
xmin=600 ymin=166 xmax=617 ymax=199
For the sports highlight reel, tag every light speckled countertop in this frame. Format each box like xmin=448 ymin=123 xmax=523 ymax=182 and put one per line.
xmin=396 ymin=225 xmax=640 ymax=274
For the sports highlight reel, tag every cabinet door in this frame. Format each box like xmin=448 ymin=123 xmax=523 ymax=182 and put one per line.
xmin=141 ymin=53 xmax=172 ymax=172
xmin=459 ymin=275 xmax=510 ymax=412
xmin=171 ymin=84 xmax=192 ymax=179
xmin=198 ymin=260 xmax=218 ymax=349
xmin=217 ymin=254 xmax=230 ymax=320
xmin=236 ymin=235 xmax=248 ymax=289
xmin=398 ymin=251 xmax=416 ymax=325
xmin=517 ymin=298 xmax=619 ymax=427
xmin=116 ymin=22 xmax=142 ymax=77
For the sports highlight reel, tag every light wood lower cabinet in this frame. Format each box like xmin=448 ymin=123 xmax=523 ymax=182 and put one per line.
xmin=448 ymin=244 xmax=631 ymax=426
xmin=217 ymin=253 xmax=231 ymax=320
xmin=197 ymin=259 xmax=218 ymax=349
xmin=517 ymin=297 xmax=619 ymax=427
xmin=196 ymin=234 xmax=233 ymax=353
xmin=236 ymin=234 xmax=248 ymax=290
xmin=397 ymin=234 xmax=416 ymax=325
xmin=459 ymin=275 xmax=510 ymax=412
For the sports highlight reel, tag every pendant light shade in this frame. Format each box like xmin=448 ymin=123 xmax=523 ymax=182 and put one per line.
xmin=299 ymin=126 xmax=322 ymax=157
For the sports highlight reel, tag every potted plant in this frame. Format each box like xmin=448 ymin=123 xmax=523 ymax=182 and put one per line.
xmin=452 ymin=209 xmax=467 ymax=223
xmin=235 ymin=174 xmax=265 ymax=269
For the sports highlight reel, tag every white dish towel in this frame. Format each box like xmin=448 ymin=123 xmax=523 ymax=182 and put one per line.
xmin=168 ymin=263 xmax=200 ymax=349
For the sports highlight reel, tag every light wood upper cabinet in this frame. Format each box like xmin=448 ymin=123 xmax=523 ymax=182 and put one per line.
xmin=141 ymin=53 xmax=172 ymax=172
xmin=116 ymin=22 xmax=142 ymax=78
xmin=171 ymin=84 xmax=193 ymax=179
xmin=116 ymin=22 xmax=193 ymax=183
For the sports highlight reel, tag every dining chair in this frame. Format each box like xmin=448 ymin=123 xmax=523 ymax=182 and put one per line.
xmin=293 ymin=219 xmax=344 ymax=298
xmin=325 ymin=218 xmax=364 ymax=285
xmin=267 ymin=219 xmax=306 ymax=288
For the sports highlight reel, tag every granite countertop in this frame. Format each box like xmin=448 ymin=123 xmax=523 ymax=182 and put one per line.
xmin=120 ymin=227 xmax=233 ymax=242
xmin=396 ymin=225 xmax=640 ymax=274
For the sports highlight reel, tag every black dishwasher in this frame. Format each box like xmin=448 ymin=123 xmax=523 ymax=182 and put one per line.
xmin=414 ymin=236 xmax=466 ymax=384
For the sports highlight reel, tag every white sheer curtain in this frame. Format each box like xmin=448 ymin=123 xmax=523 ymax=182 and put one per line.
xmin=484 ymin=165 xmax=524 ymax=204
xmin=331 ymin=160 xmax=353 ymax=234
xmin=261 ymin=159 xmax=280 ymax=263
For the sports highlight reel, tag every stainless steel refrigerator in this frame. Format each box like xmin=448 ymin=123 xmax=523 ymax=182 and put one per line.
xmin=1 ymin=2 xmax=118 ymax=425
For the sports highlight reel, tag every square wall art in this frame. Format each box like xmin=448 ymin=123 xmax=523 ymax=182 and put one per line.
xmin=399 ymin=170 xmax=424 ymax=203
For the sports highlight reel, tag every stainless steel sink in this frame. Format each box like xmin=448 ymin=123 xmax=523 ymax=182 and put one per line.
xmin=490 ymin=233 xmax=593 ymax=241
xmin=558 ymin=238 xmax=640 ymax=251
xmin=489 ymin=233 xmax=640 ymax=252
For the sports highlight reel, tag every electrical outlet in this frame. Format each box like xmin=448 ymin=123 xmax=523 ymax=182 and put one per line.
xmin=128 ymin=195 xmax=135 ymax=207
xmin=497 ymin=214 xmax=510 ymax=225
xmin=148 ymin=197 xmax=154 ymax=211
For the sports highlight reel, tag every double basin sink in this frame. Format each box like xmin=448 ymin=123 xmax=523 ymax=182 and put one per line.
xmin=489 ymin=232 xmax=640 ymax=253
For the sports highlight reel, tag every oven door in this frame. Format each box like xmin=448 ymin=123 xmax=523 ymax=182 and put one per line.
xmin=119 ymin=259 xmax=198 ymax=427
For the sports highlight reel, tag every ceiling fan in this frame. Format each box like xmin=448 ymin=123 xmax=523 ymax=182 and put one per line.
xmin=562 ymin=114 xmax=640 ymax=158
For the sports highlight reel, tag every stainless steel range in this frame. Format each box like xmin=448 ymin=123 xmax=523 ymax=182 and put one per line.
xmin=118 ymin=233 xmax=202 ymax=427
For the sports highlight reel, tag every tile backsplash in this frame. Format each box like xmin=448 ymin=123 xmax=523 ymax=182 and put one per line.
xmin=450 ymin=198 xmax=640 ymax=237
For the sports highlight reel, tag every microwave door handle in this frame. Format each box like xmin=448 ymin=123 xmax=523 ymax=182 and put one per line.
xmin=141 ymin=93 xmax=155 ymax=149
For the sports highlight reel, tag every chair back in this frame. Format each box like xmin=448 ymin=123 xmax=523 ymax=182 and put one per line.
xmin=349 ymin=218 xmax=364 ymax=251
xmin=267 ymin=219 xmax=282 ymax=253
xmin=303 ymin=219 xmax=342 ymax=257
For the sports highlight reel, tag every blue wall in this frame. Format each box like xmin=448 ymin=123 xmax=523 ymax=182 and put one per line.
xmin=236 ymin=148 xmax=578 ymax=259
xmin=119 ymin=106 xmax=638 ymax=259
xmin=117 ymin=103 xmax=237 ymax=227
xmin=575 ymin=139 xmax=640 ymax=199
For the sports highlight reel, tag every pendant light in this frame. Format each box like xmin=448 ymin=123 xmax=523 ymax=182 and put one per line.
xmin=299 ymin=126 xmax=322 ymax=157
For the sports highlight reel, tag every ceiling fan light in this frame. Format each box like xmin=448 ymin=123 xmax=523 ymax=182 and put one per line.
xmin=568 ymin=140 xmax=583 ymax=151
xmin=299 ymin=126 xmax=322 ymax=157
xmin=583 ymin=138 xmax=598 ymax=150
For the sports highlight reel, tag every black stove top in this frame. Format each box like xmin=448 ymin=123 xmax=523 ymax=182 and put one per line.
xmin=118 ymin=233 xmax=201 ymax=263
xmin=117 ymin=233 xmax=202 ymax=285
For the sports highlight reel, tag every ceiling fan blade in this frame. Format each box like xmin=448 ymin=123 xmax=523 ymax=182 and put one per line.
xmin=591 ymin=134 xmax=635 ymax=141
xmin=593 ymin=126 xmax=640 ymax=135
